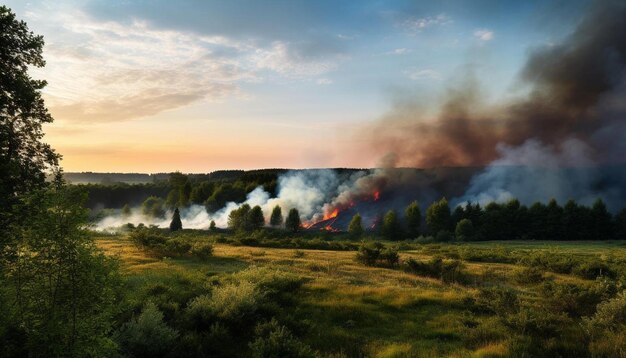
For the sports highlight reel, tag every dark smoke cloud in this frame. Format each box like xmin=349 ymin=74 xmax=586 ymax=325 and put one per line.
xmin=364 ymin=0 xmax=626 ymax=167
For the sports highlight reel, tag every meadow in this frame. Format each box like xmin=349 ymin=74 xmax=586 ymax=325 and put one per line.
xmin=95 ymin=230 xmax=626 ymax=357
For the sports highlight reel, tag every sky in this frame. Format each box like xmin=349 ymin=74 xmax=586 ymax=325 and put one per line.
xmin=5 ymin=0 xmax=590 ymax=173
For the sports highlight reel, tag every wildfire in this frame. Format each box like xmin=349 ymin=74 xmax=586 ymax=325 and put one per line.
xmin=323 ymin=208 xmax=339 ymax=220
xmin=373 ymin=191 xmax=380 ymax=201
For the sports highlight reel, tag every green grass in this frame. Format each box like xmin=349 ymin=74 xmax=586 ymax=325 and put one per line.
xmin=95 ymin=233 xmax=626 ymax=357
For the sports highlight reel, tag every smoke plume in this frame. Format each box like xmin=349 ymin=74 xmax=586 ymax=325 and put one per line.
xmin=363 ymin=0 xmax=626 ymax=168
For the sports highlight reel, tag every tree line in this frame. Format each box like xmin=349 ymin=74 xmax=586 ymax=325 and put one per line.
xmin=351 ymin=197 xmax=626 ymax=241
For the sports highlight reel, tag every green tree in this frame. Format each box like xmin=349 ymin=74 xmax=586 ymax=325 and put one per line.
xmin=209 ymin=220 xmax=217 ymax=231
xmin=455 ymin=218 xmax=474 ymax=241
xmin=348 ymin=213 xmax=364 ymax=238
xmin=269 ymin=205 xmax=283 ymax=227
xmin=228 ymin=204 xmax=251 ymax=231
xmin=1 ymin=9 xmax=120 ymax=356
xmin=189 ymin=182 xmax=214 ymax=205
xmin=285 ymin=208 xmax=301 ymax=233
xmin=3 ymin=185 xmax=121 ymax=356
xmin=169 ymin=208 xmax=182 ymax=231
xmin=545 ymin=198 xmax=564 ymax=240
xmin=248 ymin=205 xmax=265 ymax=230
xmin=142 ymin=196 xmax=165 ymax=218
xmin=121 ymin=204 xmax=132 ymax=217
xmin=0 ymin=5 xmax=60 ymax=241
xmin=165 ymin=189 xmax=179 ymax=209
xmin=426 ymin=198 xmax=452 ymax=235
xmin=117 ymin=301 xmax=179 ymax=358
xmin=381 ymin=210 xmax=402 ymax=240
xmin=591 ymin=198 xmax=613 ymax=240
xmin=178 ymin=181 xmax=192 ymax=207
xmin=168 ymin=171 xmax=188 ymax=188
xmin=405 ymin=201 xmax=421 ymax=238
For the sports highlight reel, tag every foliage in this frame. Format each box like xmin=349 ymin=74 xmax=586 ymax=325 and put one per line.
xmin=142 ymin=196 xmax=165 ymax=218
xmin=426 ymin=198 xmax=452 ymax=235
xmin=404 ymin=201 xmax=421 ymax=238
xmin=1 ymin=185 xmax=121 ymax=357
xmin=403 ymin=256 xmax=466 ymax=283
xmin=190 ymin=242 xmax=213 ymax=260
xmin=116 ymin=301 xmax=179 ymax=358
xmin=355 ymin=243 xmax=399 ymax=267
xmin=285 ymin=208 xmax=302 ymax=233
xmin=348 ymin=213 xmax=363 ymax=238
xmin=249 ymin=319 xmax=315 ymax=358
xmin=228 ymin=204 xmax=265 ymax=232
xmin=455 ymin=218 xmax=474 ymax=241
xmin=169 ymin=208 xmax=183 ymax=231
xmin=381 ymin=209 xmax=402 ymax=240
xmin=0 ymin=5 xmax=60 ymax=237
xmin=129 ymin=229 xmax=193 ymax=258
xmin=269 ymin=205 xmax=283 ymax=227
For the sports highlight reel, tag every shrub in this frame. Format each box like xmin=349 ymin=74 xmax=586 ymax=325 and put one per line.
xmin=584 ymin=290 xmax=626 ymax=332
xmin=403 ymin=256 xmax=465 ymax=283
xmin=475 ymin=287 xmax=519 ymax=315
xmin=209 ymin=281 xmax=261 ymax=321
xmin=513 ymin=266 xmax=545 ymax=284
xmin=249 ymin=319 xmax=315 ymax=358
xmin=191 ymin=242 xmax=214 ymax=260
xmin=379 ymin=248 xmax=400 ymax=267
xmin=233 ymin=267 xmax=303 ymax=298
xmin=117 ymin=301 xmax=179 ymax=358
xmin=355 ymin=243 xmax=382 ymax=266
xmin=164 ymin=239 xmax=192 ymax=257
xmin=573 ymin=261 xmax=614 ymax=280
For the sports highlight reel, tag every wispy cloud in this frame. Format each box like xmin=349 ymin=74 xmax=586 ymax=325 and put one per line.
xmin=401 ymin=14 xmax=452 ymax=32
xmin=385 ymin=48 xmax=410 ymax=55
xmin=28 ymin=7 xmax=343 ymax=123
xmin=252 ymin=41 xmax=341 ymax=78
xmin=473 ymin=29 xmax=494 ymax=41
xmin=405 ymin=68 xmax=441 ymax=81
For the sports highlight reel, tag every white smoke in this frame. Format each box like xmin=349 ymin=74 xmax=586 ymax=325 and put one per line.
xmin=94 ymin=169 xmax=352 ymax=231
xmin=453 ymin=138 xmax=621 ymax=209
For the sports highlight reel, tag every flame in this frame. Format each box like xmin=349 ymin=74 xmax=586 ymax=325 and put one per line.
xmin=323 ymin=208 xmax=339 ymax=220
xmin=323 ymin=224 xmax=339 ymax=232
xmin=373 ymin=191 xmax=380 ymax=201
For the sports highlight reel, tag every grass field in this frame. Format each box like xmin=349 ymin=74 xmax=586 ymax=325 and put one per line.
xmin=95 ymin=233 xmax=626 ymax=357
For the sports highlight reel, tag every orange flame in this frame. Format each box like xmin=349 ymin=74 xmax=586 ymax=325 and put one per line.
xmin=373 ymin=191 xmax=380 ymax=201
xmin=323 ymin=208 xmax=339 ymax=220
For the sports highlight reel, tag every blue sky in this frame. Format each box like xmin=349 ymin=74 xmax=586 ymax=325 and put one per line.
xmin=5 ymin=0 xmax=591 ymax=172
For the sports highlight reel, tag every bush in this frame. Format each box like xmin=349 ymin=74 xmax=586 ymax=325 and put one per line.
xmin=513 ymin=266 xmax=545 ymax=284
xmin=379 ymin=248 xmax=400 ymax=267
xmin=117 ymin=302 xmax=179 ymax=358
xmin=191 ymin=242 xmax=214 ymax=260
xmin=164 ymin=239 xmax=192 ymax=257
xmin=232 ymin=267 xmax=303 ymax=297
xmin=403 ymin=256 xmax=466 ymax=283
xmin=249 ymin=319 xmax=315 ymax=358
xmin=355 ymin=243 xmax=382 ymax=266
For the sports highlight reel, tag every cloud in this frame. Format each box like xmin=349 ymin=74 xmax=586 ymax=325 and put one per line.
xmin=473 ymin=29 xmax=494 ymax=41
xmin=316 ymin=78 xmax=333 ymax=85
xmin=386 ymin=48 xmax=410 ymax=55
xmin=26 ymin=6 xmax=344 ymax=123
xmin=252 ymin=41 xmax=342 ymax=78
xmin=401 ymin=13 xmax=451 ymax=32
xmin=406 ymin=68 xmax=441 ymax=81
